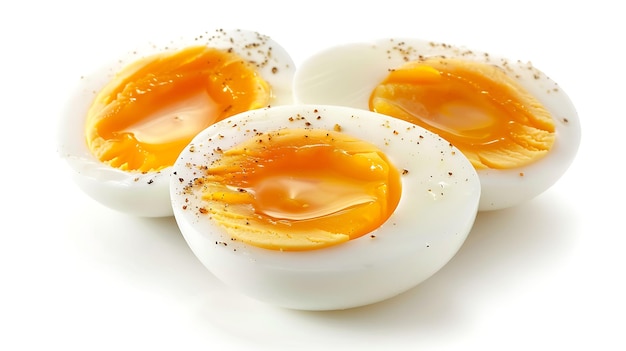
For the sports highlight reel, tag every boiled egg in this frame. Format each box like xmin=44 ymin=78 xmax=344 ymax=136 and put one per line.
xmin=58 ymin=29 xmax=295 ymax=217
xmin=170 ymin=104 xmax=481 ymax=310
xmin=293 ymin=39 xmax=581 ymax=211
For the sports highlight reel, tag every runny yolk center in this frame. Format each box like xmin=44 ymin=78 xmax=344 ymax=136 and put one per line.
xmin=195 ymin=128 xmax=402 ymax=251
xmin=369 ymin=58 xmax=555 ymax=170
xmin=85 ymin=46 xmax=271 ymax=172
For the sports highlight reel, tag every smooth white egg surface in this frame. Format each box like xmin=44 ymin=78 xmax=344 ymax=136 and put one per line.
xmin=293 ymin=39 xmax=581 ymax=211
xmin=170 ymin=104 xmax=481 ymax=311
xmin=58 ymin=29 xmax=295 ymax=217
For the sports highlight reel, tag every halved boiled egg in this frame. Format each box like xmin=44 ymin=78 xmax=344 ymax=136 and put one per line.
xmin=171 ymin=104 xmax=481 ymax=310
xmin=58 ymin=29 xmax=295 ymax=217
xmin=293 ymin=39 xmax=581 ymax=211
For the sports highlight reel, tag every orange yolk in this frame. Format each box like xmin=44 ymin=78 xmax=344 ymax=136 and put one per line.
xmin=369 ymin=58 xmax=555 ymax=170
xmin=85 ymin=46 xmax=271 ymax=172
xmin=194 ymin=128 xmax=402 ymax=251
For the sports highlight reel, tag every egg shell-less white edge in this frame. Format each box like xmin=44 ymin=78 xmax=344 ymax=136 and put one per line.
xmin=292 ymin=38 xmax=581 ymax=211
xmin=171 ymin=104 xmax=481 ymax=311
xmin=57 ymin=29 xmax=296 ymax=217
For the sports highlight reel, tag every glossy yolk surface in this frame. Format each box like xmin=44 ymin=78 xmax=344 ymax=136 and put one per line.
xmin=369 ymin=58 xmax=555 ymax=170
xmin=85 ymin=46 xmax=271 ymax=172
xmin=196 ymin=128 xmax=402 ymax=251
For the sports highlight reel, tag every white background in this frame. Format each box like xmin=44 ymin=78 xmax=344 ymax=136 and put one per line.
xmin=1 ymin=1 xmax=623 ymax=350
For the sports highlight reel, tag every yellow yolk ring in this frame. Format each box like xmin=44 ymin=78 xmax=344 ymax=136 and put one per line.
xmin=85 ymin=46 xmax=271 ymax=172
xmin=369 ymin=58 xmax=555 ymax=170
xmin=192 ymin=128 xmax=402 ymax=251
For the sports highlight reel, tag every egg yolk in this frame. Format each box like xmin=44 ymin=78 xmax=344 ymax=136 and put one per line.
xmin=369 ymin=58 xmax=555 ymax=170
xmin=85 ymin=46 xmax=271 ymax=172
xmin=194 ymin=128 xmax=402 ymax=251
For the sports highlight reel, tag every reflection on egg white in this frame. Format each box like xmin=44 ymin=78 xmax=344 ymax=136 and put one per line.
xmin=58 ymin=29 xmax=295 ymax=217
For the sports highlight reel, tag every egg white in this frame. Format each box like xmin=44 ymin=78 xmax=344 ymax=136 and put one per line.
xmin=58 ymin=29 xmax=295 ymax=217
xmin=293 ymin=39 xmax=581 ymax=211
xmin=171 ymin=104 xmax=481 ymax=310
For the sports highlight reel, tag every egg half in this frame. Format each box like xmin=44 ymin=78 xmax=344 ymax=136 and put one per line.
xmin=58 ymin=29 xmax=295 ymax=217
xmin=171 ymin=104 xmax=481 ymax=310
xmin=293 ymin=39 xmax=581 ymax=211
